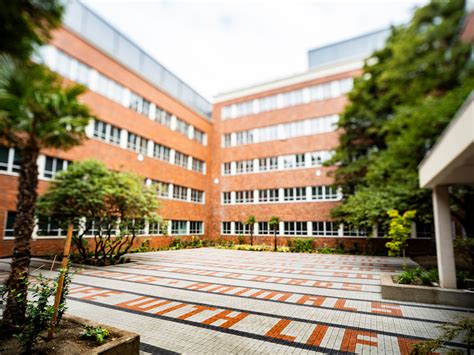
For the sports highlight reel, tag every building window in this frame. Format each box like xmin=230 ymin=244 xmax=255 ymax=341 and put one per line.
xmin=189 ymin=221 xmax=203 ymax=234
xmin=258 ymin=222 xmax=271 ymax=235
xmin=171 ymin=220 xmax=187 ymax=235
xmin=93 ymin=120 xmax=107 ymax=140
xmin=174 ymin=151 xmax=189 ymax=168
xmin=259 ymin=156 xmax=278 ymax=171
xmin=190 ymin=189 xmax=204 ymax=203
xmin=110 ymin=126 xmax=121 ymax=145
xmin=295 ymin=154 xmax=305 ymax=167
xmin=235 ymin=222 xmax=250 ymax=235
xmin=236 ymin=159 xmax=253 ymax=174
xmin=4 ymin=211 xmax=16 ymax=237
xmin=37 ymin=216 xmax=66 ymax=237
xmin=0 ymin=147 xmax=21 ymax=174
xmin=245 ymin=160 xmax=254 ymax=173
xmin=173 ymin=185 xmax=188 ymax=201
xmin=343 ymin=225 xmax=368 ymax=237
xmin=156 ymin=109 xmax=172 ymax=128
xmin=43 ymin=156 xmax=69 ymax=179
xmin=235 ymin=190 xmax=253 ymax=204
xmin=223 ymin=134 xmax=232 ymax=147
xmin=236 ymin=131 xmax=253 ymax=145
xmin=326 ymin=186 xmax=338 ymax=199
xmin=284 ymin=222 xmax=308 ymax=236
xmin=176 ymin=119 xmax=189 ymax=136
xmin=312 ymin=186 xmax=324 ymax=200
xmin=153 ymin=143 xmax=171 ymax=162
xmin=259 ymin=189 xmax=279 ymax=203
xmin=222 ymin=192 xmax=231 ymax=204
xmin=223 ymin=162 xmax=231 ymax=175
xmin=284 ymin=187 xmax=306 ymax=201
xmin=222 ymin=222 xmax=232 ymax=234
xmin=283 ymin=155 xmax=294 ymax=169
xmin=313 ymin=221 xmax=339 ymax=236
xmin=153 ymin=180 xmax=169 ymax=198
xmin=192 ymin=158 xmax=205 ymax=173
xmin=149 ymin=221 xmax=162 ymax=235
xmin=194 ymin=128 xmax=205 ymax=144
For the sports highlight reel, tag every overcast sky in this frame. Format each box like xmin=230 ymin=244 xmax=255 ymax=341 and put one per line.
xmin=82 ymin=0 xmax=427 ymax=100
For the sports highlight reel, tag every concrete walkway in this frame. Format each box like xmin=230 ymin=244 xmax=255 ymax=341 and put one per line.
xmin=1 ymin=248 xmax=472 ymax=353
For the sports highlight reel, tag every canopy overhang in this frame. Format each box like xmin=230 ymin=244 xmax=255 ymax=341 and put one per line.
xmin=419 ymin=92 xmax=474 ymax=188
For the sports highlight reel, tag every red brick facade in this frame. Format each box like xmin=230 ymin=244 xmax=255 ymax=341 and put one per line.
xmin=0 ymin=22 xmax=438 ymax=257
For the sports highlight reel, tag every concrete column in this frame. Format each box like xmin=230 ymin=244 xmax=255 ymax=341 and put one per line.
xmin=279 ymin=221 xmax=284 ymax=236
xmin=411 ymin=222 xmax=417 ymax=239
xmin=432 ymin=185 xmax=456 ymax=289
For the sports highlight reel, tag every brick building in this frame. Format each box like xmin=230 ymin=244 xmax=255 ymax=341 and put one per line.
xmin=4 ymin=1 xmax=471 ymax=256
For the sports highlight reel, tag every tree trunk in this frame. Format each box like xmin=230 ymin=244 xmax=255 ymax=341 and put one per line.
xmin=274 ymin=231 xmax=277 ymax=252
xmin=3 ymin=144 xmax=39 ymax=330
xmin=250 ymin=231 xmax=253 ymax=246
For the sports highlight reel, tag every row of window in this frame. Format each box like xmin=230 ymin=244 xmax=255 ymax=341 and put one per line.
xmin=222 ymin=150 xmax=334 ymax=176
xmin=1 ymin=147 xmax=70 ymax=179
xmin=221 ymin=78 xmax=353 ymax=120
xmin=92 ymin=120 xmax=205 ymax=174
xmin=43 ymin=46 xmax=207 ymax=145
xmin=3 ymin=211 xmax=203 ymax=237
xmin=222 ymin=114 xmax=339 ymax=148
xmin=148 ymin=179 xmax=205 ymax=204
xmin=221 ymin=221 xmax=341 ymax=236
xmin=222 ymin=186 xmax=340 ymax=205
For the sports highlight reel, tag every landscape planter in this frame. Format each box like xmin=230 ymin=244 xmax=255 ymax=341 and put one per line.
xmin=0 ymin=314 xmax=139 ymax=354
xmin=63 ymin=314 xmax=140 ymax=355
xmin=381 ymin=273 xmax=474 ymax=308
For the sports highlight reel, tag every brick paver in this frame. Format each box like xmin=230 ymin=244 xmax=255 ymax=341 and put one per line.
xmin=1 ymin=248 xmax=472 ymax=353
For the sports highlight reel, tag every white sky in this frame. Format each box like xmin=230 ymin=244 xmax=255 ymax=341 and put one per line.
xmin=82 ymin=0 xmax=427 ymax=100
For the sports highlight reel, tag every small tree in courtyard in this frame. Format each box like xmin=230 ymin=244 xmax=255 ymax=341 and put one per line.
xmin=0 ymin=57 xmax=91 ymax=330
xmin=36 ymin=160 xmax=161 ymax=265
xmin=385 ymin=209 xmax=416 ymax=263
xmin=269 ymin=216 xmax=280 ymax=251
xmin=245 ymin=215 xmax=256 ymax=246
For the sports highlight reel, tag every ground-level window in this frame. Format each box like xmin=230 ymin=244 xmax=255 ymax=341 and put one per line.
xmin=284 ymin=221 xmax=307 ymax=235
xmin=235 ymin=222 xmax=251 ymax=234
xmin=313 ymin=221 xmax=339 ymax=236
xmin=189 ymin=221 xmax=203 ymax=234
xmin=43 ymin=156 xmax=70 ymax=179
xmin=343 ymin=225 xmax=368 ymax=237
xmin=36 ymin=216 xmax=67 ymax=237
xmin=222 ymin=222 xmax=232 ymax=234
xmin=258 ymin=222 xmax=271 ymax=235
xmin=171 ymin=220 xmax=187 ymax=235
xmin=3 ymin=211 xmax=16 ymax=238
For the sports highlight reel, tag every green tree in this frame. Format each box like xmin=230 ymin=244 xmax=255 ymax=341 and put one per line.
xmin=245 ymin=215 xmax=256 ymax=246
xmin=385 ymin=209 xmax=416 ymax=261
xmin=269 ymin=216 xmax=280 ymax=251
xmin=329 ymin=0 xmax=474 ymax=234
xmin=36 ymin=160 xmax=161 ymax=265
xmin=0 ymin=56 xmax=91 ymax=329
xmin=0 ymin=0 xmax=64 ymax=60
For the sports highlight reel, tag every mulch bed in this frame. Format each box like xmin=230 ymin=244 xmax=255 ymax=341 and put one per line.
xmin=0 ymin=319 xmax=117 ymax=354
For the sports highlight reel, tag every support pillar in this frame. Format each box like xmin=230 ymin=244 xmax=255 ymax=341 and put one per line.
xmin=432 ymin=185 xmax=456 ymax=289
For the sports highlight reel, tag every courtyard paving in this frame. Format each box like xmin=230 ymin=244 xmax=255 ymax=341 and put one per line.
xmin=2 ymin=248 xmax=473 ymax=353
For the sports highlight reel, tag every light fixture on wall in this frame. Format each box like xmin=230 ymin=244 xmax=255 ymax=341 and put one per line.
xmin=315 ymin=169 xmax=321 ymax=176
xmin=214 ymin=178 xmax=219 ymax=184
xmin=137 ymin=153 xmax=144 ymax=162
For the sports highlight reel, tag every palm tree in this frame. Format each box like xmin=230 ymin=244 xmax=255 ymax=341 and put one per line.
xmin=269 ymin=216 xmax=280 ymax=251
xmin=0 ymin=55 xmax=91 ymax=329
xmin=245 ymin=215 xmax=256 ymax=246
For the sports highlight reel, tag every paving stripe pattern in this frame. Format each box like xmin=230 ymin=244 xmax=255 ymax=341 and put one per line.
xmin=3 ymin=248 xmax=473 ymax=354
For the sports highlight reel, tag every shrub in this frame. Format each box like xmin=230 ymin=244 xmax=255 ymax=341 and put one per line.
xmin=0 ymin=269 xmax=72 ymax=353
xmin=411 ymin=317 xmax=473 ymax=354
xmin=290 ymin=239 xmax=314 ymax=253
xmin=238 ymin=235 xmax=245 ymax=245
xmin=81 ymin=325 xmax=110 ymax=345
xmin=397 ymin=267 xmax=438 ymax=286
xmin=385 ymin=209 xmax=416 ymax=261
xmin=318 ymin=247 xmax=333 ymax=254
